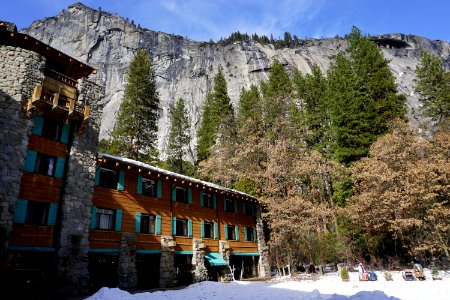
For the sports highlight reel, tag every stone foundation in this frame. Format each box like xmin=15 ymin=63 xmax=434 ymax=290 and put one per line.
xmin=192 ymin=238 xmax=208 ymax=282
xmin=118 ymin=233 xmax=137 ymax=289
xmin=159 ymin=236 xmax=176 ymax=287
xmin=256 ymin=206 xmax=270 ymax=277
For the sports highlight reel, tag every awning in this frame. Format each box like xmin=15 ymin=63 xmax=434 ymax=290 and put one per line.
xmin=205 ymin=252 xmax=228 ymax=267
xmin=231 ymin=252 xmax=259 ymax=256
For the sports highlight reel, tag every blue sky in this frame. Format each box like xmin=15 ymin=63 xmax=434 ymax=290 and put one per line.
xmin=2 ymin=0 xmax=449 ymax=41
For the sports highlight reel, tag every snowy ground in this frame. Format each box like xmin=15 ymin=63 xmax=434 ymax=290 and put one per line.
xmin=85 ymin=269 xmax=450 ymax=300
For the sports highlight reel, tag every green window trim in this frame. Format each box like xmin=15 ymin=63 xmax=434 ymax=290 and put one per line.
xmin=14 ymin=199 xmax=28 ymax=223
xmin=115 ymin=209 xmax=122 ymax=231
xmin=137 ymin=175 xmax=143 ymax=194
xmin=200 ymin=221 xmax=205 ymax=238
xmin=157 ymin=181 xmax=162 ymax=198
xmin=214 ymin=223 xmax=218 ymax=239
xmin=24 ymin=150 xmax=37 ymax=173
xmin=135 ymin=212 xmax=141 ymax=232
xmin=172 ymin=217 xmax=177 ymax=235
xmin=55 ymin=157 xmax=65 ymax=178
xmin=235 ymin=226 xmax=240 ymax=241
xmin=90 ymin=206 xmax=97 ymax=229
xmin=47 ymin=203 xmax=58 ymax=226
xmin=60 ymin=124 xmax=69 ymax=144
xmin=32 ymin=115 xmax=44 ymax=136
xmin=117 ymin=171 xmax=125 ymax=191
xmin=187 ymin=188 xmax=192 ymax=204
xmin=156 ymin=215 xmax=162 ymax=234
xmin=188 ymin=219 xmax=193 ymax=237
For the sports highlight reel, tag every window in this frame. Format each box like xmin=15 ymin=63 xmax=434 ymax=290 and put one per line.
xmin=25 ymin=201 xmax=49 ymax=225
xmin=140 ymin=214 xmax=156 ymax=234
xmin=41 ymin=119 xmax=63 ymax=141
xmin=202 ymin=222 xmax=214 ymax=239
xmin=35 ymin=154 xmax=56 ymax=176
xmin=226 ymin=225 xmax=236 ymax=240
xmin=98 ymin=168 xmax=118 ymax=189
xmin=201 ymin=193 xmax=215 ymax=209
xmin=224 ymin=198 xmax=236 ymax=213
xmin=175 ymin=218 xmax=188 ymax=236
xmin=175 ymin=186 xmax=188 ymax=203
xmin=96 ymin=208 xmax=115 ymax=230
xmin=142 ymin=178 xmax=156 ymax=197
xmin=245 ymin=227 xmax=254 ymax=241
xmin=243 ymin=203 xmax=255 ymax=216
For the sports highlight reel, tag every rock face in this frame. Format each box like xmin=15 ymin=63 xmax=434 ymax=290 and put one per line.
xmin=22 ymin=3 xmax=450 ymax=159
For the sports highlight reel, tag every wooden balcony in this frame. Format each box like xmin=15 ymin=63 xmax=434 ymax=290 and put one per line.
xmin=27 ymin=71 xmax=90 ymax=123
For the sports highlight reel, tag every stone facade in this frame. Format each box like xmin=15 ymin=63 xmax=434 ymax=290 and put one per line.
xmin=191 ymin=238 xmax=208 ymax=282
xmin=0 ymin=45 xmax=45 ymax=275
xmin=159 ymin=236 xmax=176 ymax=287
xmin=56 ymin=77 xmax=104 ymax=295
xmin=256 ymin=206 xmax=271 ymax=277
xmin=118 ymin=233 xmax=137 ymax=289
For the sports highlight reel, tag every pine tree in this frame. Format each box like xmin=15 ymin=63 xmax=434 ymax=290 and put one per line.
xmin=196 ymin=67 xmax=234 ymax=162
xmin=167 ymin=98 xmax=191 ymax=174
xmin=327 ymin=27 xmax=406 ymax=164
xmin=237 ymin=85 xmax=262 ymax=130
xmin=415 ymin=52 xmax=450 ymax=123
xmin=106 ymin=49 xmax=159 ymax=162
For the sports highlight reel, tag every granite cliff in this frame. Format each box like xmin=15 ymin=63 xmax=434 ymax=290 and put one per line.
xmin=22 ymin=3 xmax=450 ymax=160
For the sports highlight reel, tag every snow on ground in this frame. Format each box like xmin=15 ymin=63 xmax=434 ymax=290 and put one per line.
xmin=85 ymin=269 xmax=450 ymax=300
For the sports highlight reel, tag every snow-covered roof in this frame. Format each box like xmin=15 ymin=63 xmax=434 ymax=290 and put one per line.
xmin=97 ymin=152 xmax=257 ymax=202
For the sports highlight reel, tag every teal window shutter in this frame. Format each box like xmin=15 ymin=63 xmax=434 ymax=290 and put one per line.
xmin=95 ymin=168 xmax=100 ymax=185
xmin=234 ymin=199 xmax=237 ymax=213
xmin=171 ymin=185 xmax=176 ymax=201
xmin=157 ymin=181 xmax=162 ymax=198
xmin=115 ymin=209 xmax=122 ymax=231
xmin=214 ymin=223 xmax=218 ymax=239
xmin=200 ymin=192 xmax=204 ymax=207
xmin=90 ymin=206 xmax=97 ymax=229
xmin=32 ymin=115 xmax=44 ymax=136
xmin=243 ymin=203 xmax=246 ymax=215
xmin=47 ymin=203 xmax=58 ymax=226
xmin=135 ymin=212 xmax=141 ymax=232
xmin=252 ymin=204 xmax=255 ymax=216
xmin=55 ymin=157 xmax=65 ymax=178
xmin=156 ymin=215 xmax=162 ymax=234
xmin=14 ymin=199 xmax=28 ymax=223
xmin=254 ymin=227 xmax=257 ymax=242
xmin=223 ymin=198 xmax=227 ymax=210
xmin=61 ymin=124 xmax=69 ymax=144
xmin=137 ymin=175 xmax=142 ymax=194
xmin=117 ymin=170 xmax=125 ymax=190
xmin=235 ymin=226 xmax=240 ymax=241
xmin=200 ymin=221 xmax=205 ymax=238
xmin=24 ymin=150 xmax=37 ymax=172
xmin=224 ymin=224 xmax=228 ymax=240
xmin=172 ymin=217 xmax=177 ymax=235
xmin=213 ymin=194 xmax=217 ymax=209
xmin=244 ymin=227 xmax=248 ymax=241
xmin=188 ymin=188 xmax=192 ymax=204
xmin=188 ymin=219 xmax=193 ymax=237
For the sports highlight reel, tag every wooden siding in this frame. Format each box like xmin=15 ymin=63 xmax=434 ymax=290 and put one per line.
xmin=27 ymin=134 xmax=67 ymax=158
xmin=10 ymin=224 xmax=54 ymax=248
xmin=91 ymin=164 xmax=259 ymax=253
xmin=19 ymin=173 xmax=62 ymax=203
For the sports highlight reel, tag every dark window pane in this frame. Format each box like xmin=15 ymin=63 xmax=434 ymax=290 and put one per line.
xmin=244 ymin=203 xmax=254 ymax=216
xmin=35 ymin=154 xmax=56 ymax=176
xmin=246 ymin=228 xmax=254 ymax=241
xmin=227 ymin=226 xmax=235 ymax=240
xmin=25 ymin=201 xmax=49 ymax=225
xmin=41 ymin=119 xmax=62 ymax=141
xmin=99 ymin=168 xmax=117 ymax=189
xmin=225 ymin=199 xmax=235 ymax=213
xmin=204 ymin=222 xmax=213 ymax=238
xmin=141 ymin=214 xmax=155 ymax=234
xmin=203 ymin=193 xmax=214 ymax=208
xmin=175 ymin=187 xmax=187 ymax=203
xmin=176 ymin=219 xmax=188 ymax=236
xmin=142 ymin=179 xmax=156 ymax=197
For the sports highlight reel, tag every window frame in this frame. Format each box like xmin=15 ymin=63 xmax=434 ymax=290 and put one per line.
xmin=175 ymin=218 xmax=189 ymax=236
xmin=35 ymin=153 xmax=57 ymax=177
xmin=243 ymin=202 xmax=255 ymax=216
xmin=203 ymin=222 xmax=214 ymax=239
xmin=95 ymin=207 xmax=116 ymax=231
xmin=25 ymin=201 xmax=50 ymax=225
xmin=226 ymin=225 xmax=236 ymax=240
xmin=175 ymin=186 xmax=188 ymax=203
xmin=142 ymin=178 xmax=157 ymax=197
xmin=224 ymin=198 xmax=236 ymax=213
xmin=41 ymin=118 xmax=63 ymax=142
xmin=98 ymin=167 xmax=118 ymax=189
xmin=140 ymin=213 xmax=156 ymax=234
xmin=245 ymin=227 xmax=254 ymax=241
xmin=202 ymin=193 xmax=215 ymax=209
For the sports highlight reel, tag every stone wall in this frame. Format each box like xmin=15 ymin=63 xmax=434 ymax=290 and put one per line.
xmin=256 ymin=205 xmax=271 ymax=277
xmin=159 ymin=236 xmax=176 ymax=287
xmin=56 ymin=77 xmax=104 ymax=295
xmin=118 ymin=233 xmax=137 ymax=289
xmin=191 ymin=238 xmax=208 ymax=282
xmin=0 ymin=45 xmax=45 ymax=275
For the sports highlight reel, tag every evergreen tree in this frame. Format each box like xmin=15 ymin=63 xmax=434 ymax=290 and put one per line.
xmin=415 ymin=52 xmax=450 ymax=123
xmin=196 ymin=67 xmax=234 ymax=162
xmin=167 ymin=98 xmax=191 ymax=174
xmin=237 ymin=84 xmax=262 ymax=130
xmin=327 ymin=27 xmax=406 ymax=164
xmin=106 ymin=49 xmax=159 ymax=162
